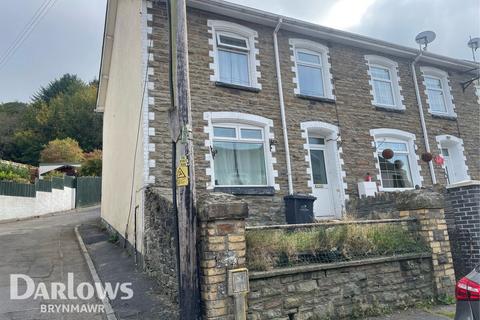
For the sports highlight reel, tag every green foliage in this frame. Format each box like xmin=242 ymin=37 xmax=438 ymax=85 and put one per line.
xmin=32 ymin=74 xmax=84 ymax=104
xmin=40 ymin=138 xmax=85 ymax=163
xmin=2 ymin=74 xmax=102 ymax=165
xmin=0 ymin=102 xmax=28 ymax=160
xmin=79 ymin=150 xmax=102 ymax=177
xmin=0 ymin=162 xmax=30 ymax=183
xmin=246 ymin=223 xmax=430 ymax=271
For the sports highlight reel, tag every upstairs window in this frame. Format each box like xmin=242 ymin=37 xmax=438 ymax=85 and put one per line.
xmin=370 ymin=66 xmax=395 ymax=106
xmin=421 ymin=67 xmax=456 ymax=117
xmin=365 ymin=55 xmax=405 ymax=110
xmin=217 ymin=33 xmax=250 ymax=86
xmin=208 ymin=20 xmax=261 ymax=90
xmin=296 ymin=49 xmax=324 ymax=97
xmin=290 ymin=39 xmax=335 ymax=100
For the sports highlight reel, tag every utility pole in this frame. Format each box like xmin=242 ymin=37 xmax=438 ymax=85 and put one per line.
xmin=167 ymin=0 xmax=200 ymax=318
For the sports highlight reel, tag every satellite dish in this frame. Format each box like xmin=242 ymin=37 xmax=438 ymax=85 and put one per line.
xmin=415 ymin=31 xmax=436 ymax=50
xmin=468 ymin=37 xmax=480 ymax=50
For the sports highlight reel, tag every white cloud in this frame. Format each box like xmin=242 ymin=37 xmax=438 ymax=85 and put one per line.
xmin=321 ymin=0 xmax=377 ymax=29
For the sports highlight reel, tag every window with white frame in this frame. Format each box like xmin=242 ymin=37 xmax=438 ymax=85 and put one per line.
xmin=365 ymin=55 xmax=404 ymax=110
xmin=370 ymin=129 xmax=422 ymax=191
xmin=208 ymin=20 xmax=260 ymax=89
xmin=290 ymin=39 xmax=334 ymax=99
xmin=212 ymin=123 xmax=267 ymax=186
xmin=421 ymin=67 xmax=456 ymax=117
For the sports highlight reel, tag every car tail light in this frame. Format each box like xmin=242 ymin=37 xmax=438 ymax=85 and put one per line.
xmin=456 ymin=277 xmax=480 ymax=301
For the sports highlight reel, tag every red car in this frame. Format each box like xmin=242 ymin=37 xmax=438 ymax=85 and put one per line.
xmin=455 ymin=265 xmax=480 ymax=320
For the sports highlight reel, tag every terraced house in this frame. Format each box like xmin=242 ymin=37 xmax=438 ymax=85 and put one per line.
xmin=96 ymin=0 xmax=480 ymax=249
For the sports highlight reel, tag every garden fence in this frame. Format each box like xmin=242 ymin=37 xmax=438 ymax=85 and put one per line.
xmin=246 ymin=218 xmax=430 ymax=271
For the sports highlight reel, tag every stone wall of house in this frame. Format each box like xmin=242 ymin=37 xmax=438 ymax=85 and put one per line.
xmin=146 ymin=2 xmax=479 ymax=224
xmin=248 ymin=255 xmax=434 ymax=319
xmin=346 ymin=192 xmax=400 ymax=219
xmin=143 ymin=187 xmax=180 ymax=315
xmin=444 ymin=181 xmax=480 ymax=279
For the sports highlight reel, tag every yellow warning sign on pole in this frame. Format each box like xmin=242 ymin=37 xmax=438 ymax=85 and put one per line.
xmin=176 ymin=159 xmax=189 ymax=187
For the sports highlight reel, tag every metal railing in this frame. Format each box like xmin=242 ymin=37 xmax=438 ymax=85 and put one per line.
xmin=246 ymin=218 xmax=429 ymax=271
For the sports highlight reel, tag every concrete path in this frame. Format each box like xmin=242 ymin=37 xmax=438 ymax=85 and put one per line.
xmin=0 ymin=208 xmax=106 ymax=320
xmin=365 ymin=305 xmax=456 ymax=320
xmin=78 ymin=223 xmax=178 ymax=319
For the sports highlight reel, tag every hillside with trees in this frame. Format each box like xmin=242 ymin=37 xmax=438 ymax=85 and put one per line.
xmin=0 ymin=74 xmax=103 ymax=166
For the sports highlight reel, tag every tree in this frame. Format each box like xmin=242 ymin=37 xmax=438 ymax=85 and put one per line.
xmin=0 ymin=102 xmax=27 ymax=160
xmin=9 ymin=74 xmax=102 ymax=164
xmin=32 ymin=74 xmax=84 ymax=104
xmin=79 ymin=149 xmax=102 ymax=176
xmin=39 ymin=138 xmax=84 ymax=163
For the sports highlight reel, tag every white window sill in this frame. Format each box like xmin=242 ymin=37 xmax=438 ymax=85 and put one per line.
xmin=214 ymin=81 xmax=261 ymax=93
xmin=430 ymin=112 xmax=457 ymax=120
xmin=379 ymin=187 xmax=416 ymax=192
xmin=296 ymin=93 xmax=336 ymax=104
xmin=373 ymin=103 xmax=405 ymax=112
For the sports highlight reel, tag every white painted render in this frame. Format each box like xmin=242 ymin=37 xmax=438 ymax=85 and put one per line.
xmin=100 ymin=0 xmax=147 ymax=253
xmin=0 ymin=187 xmax=75 ymax=221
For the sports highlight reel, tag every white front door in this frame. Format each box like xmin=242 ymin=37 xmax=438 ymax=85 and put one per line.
xmin=308 ymin=136 xmax=336 ymax=218
xmin=442 ymin=148 xmax=457 ymax=184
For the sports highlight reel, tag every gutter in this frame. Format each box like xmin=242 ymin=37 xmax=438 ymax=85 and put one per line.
xmin=411 ymin=51 xmax=437 ymax=185
xmin=95 ymin=0 xmax=118 ymax=112
xmin=188 ymin=0 xmax=478 ymax=72
xmin=273 ymin=18 xmax=293 ymax=195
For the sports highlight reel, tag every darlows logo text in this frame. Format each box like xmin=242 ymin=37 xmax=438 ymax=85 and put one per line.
xmin=10 ymin=273 xmax=133 ymax=301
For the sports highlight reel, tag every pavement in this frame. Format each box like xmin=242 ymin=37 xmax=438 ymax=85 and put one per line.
xmin=0 ymin=207 xmax=456 ymax=320
xmin=0 ymin=207 xmax=105 ymax=320
xmin=78 ymin=222 xmax=178 ymax=319
xmin=364 ymin=304 xmax=456 ymax=320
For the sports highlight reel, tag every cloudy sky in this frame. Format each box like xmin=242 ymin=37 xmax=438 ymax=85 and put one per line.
xmin=0 ymin=0 xmax=478 ymax=103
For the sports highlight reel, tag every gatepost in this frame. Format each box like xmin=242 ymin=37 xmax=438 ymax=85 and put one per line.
xmin=197 ymin=193 xmax=249 ymax=319
xmin=397 ymin=190 xmax=456 ymax=298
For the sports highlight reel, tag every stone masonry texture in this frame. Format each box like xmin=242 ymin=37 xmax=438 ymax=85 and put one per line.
xmin=147 ymin=3 xmax=480 ymax=224
xmin=143 ymin=187 xmax=180 ymax=316
xmin=444 ymin=183 xmax=480 ymax=279
xmin=248 ymin=257 xmax=434 ymax=320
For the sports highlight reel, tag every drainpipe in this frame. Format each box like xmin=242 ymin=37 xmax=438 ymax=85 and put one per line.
xmin=411 ymin=50 xmax=437 ymax=185
xmin=273 ymin=18 xmax=294 ymax=195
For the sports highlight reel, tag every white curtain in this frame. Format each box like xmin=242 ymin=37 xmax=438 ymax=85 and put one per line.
xmin=218 ymin=49 xmax=249 ymax=86
xmin=214 ymin=141 xmax=266 ymax=186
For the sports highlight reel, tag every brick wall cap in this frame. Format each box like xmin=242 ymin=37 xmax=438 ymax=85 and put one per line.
xmin=395 ymin=190 xmax=444 ymax=210
xmin=198 ymin=192 xmax=249 ymax=221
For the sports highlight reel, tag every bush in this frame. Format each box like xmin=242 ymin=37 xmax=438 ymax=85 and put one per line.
xmin=79 ymin=149 xmax=102 ymax=177
xmin=246 ymin=223 xmax=429 ymax=271
xmin=40 ymin=138 xmax=84 ymax=163
xmin=0 ymin=162 xmax=31 ymax=183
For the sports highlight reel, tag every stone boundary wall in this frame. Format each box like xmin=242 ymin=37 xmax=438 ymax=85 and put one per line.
xmin=444 ymin=181 xmax=480 ymax=279
xmin=143 ymin=187 xmax=180 ymax=315
xmin=248 ymin=254 xmax=434 ymax=320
